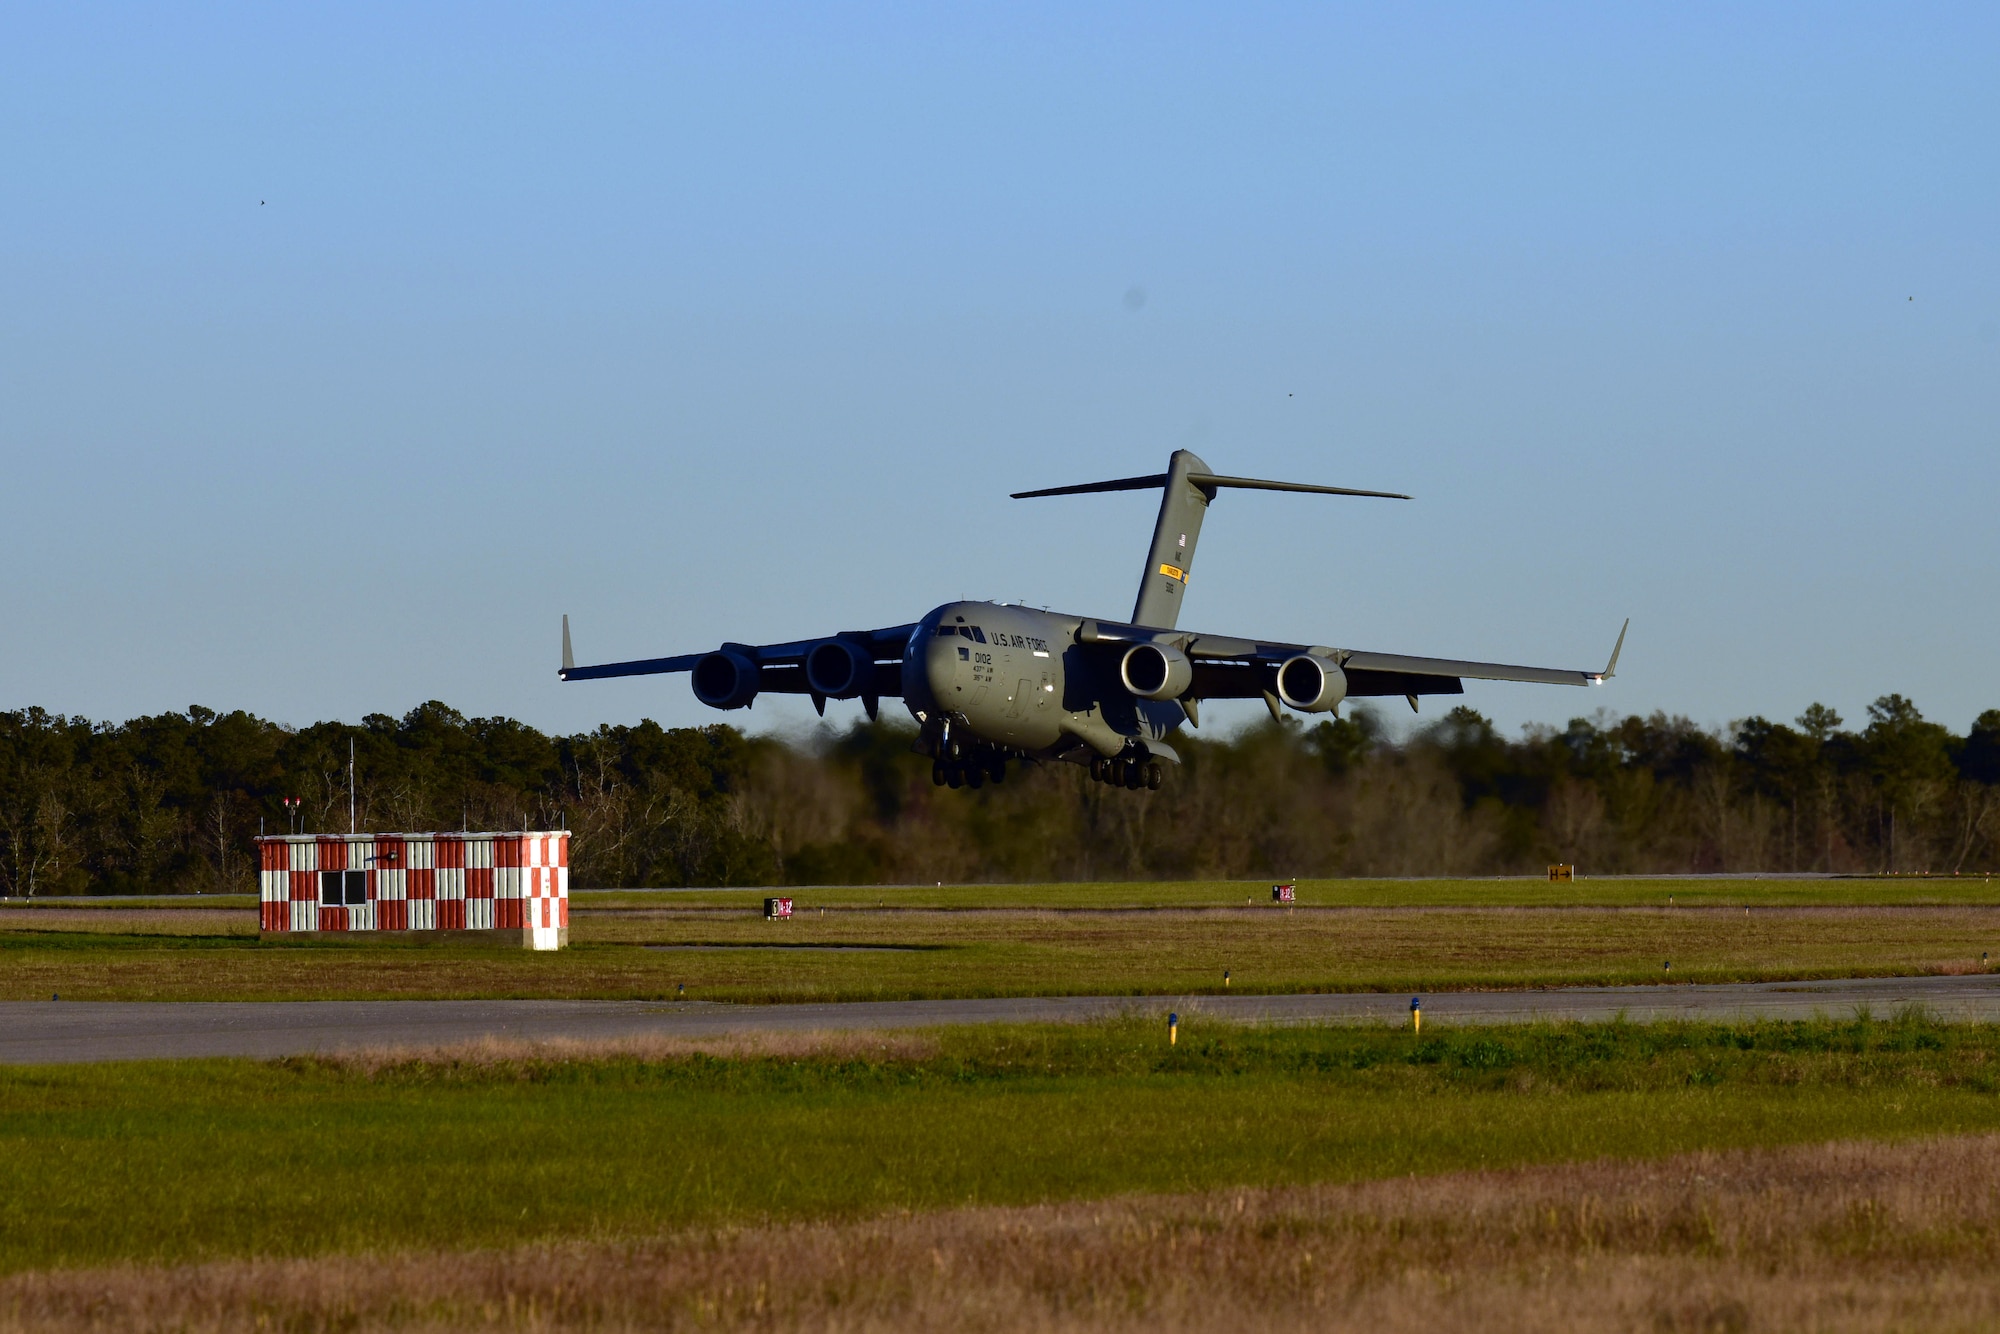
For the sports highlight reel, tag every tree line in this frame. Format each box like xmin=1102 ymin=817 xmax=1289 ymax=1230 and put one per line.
xmin=1 ymin=694 xmax=1996 ymax=896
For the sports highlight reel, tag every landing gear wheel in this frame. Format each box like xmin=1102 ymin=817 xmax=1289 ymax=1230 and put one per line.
xmin=1146 ymin=761 xmax=1164 ymax=791
xmin=1123 ymin=761 xmax=1144 ymax=790
xmin=1090 ymin=757 xmax=1107 ymax=783
xmin=932 ymin=762 xmax=948 ymax=787
xmin=987 ymin=759 xmax=1006 ymax=784
xmin=967 ymin=766 xmax=985 ymax=790
xmin=946 ymin=766 xmax=964 ymax=789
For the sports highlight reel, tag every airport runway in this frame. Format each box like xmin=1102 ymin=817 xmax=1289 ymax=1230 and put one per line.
xmin=6 ymin=973 xmax=2000 ymax=1064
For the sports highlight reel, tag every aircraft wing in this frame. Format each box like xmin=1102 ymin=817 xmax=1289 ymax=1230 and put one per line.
xmin=558 ymin=616 xmax=919 ymax=696
xmin=557 ymin=650 xmax=707 ymax=682
xmin=1080 ymin=618 xmax=1627 ymax=702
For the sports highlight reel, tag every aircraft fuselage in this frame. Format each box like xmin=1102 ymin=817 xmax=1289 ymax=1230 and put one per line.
xmin=903 ymin=600 xmax=1186 ymax=784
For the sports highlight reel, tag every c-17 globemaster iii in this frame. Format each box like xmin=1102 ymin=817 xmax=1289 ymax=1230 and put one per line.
xmin=560 ymin=450 xmax=1626 ymax=791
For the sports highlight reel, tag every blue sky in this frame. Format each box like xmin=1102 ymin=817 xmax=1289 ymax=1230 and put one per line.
xmin=4 ymin=3 xmax=1996 ymax=740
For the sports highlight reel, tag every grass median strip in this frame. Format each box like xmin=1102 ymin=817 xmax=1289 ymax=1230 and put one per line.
xmin=5 ymin=901 xmax=2000 ymax=1001
xmin=580 ymin=877 xmax=2000 ymax=910
xmin=15 ymin=876 xmax=2000 ymax=917
xmin=2 ymin=1014 xmax=1998 ymax=1274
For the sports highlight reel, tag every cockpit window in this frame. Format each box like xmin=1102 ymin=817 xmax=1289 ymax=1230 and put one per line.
xmin=935 ymin=626 xmax=956 ymax=638
xmin=970 ymin=626 xmax=987 ymax=643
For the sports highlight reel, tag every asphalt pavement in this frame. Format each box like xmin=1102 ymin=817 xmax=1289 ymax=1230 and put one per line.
xmin=5 ymin=973 xmax=2000 ymax=1065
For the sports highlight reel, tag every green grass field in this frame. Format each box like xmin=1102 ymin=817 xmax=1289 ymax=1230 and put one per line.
xmin=0 ymin=1015 xmax=1993 ymax=1274
xmin=5 ymin=879 xmax=2000 ymax=1001
xmin=8 ymin=882 xmax=2000 ymax=1326
xmin=8 ymin=873 xmax=2000 ymax=914
xmin=581 ymin=875 xmax=2000 ymax=910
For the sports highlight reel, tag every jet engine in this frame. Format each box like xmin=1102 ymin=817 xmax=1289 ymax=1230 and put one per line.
xmin=1120 ymin=642 xmax=1193 ymax=701
xmin=1275 ymin=654 xmax=1347 ymax=712
xmin=805 ymin=639 xmax=875 ymax=699
xmin=691 ymin=650 xmax=760 ymax=710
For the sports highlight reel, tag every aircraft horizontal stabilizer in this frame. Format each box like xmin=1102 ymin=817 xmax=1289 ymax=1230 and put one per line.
xmin=1184 ymin=473 xmax=1410 ymax=501
xmin=1010 ymin=473 xmax=1169 ymax=499
xmin=1012 ymin=471 xmax=1409 ymax=502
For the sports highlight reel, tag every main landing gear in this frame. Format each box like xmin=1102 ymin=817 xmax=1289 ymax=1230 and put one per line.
xmin=932 ymin=748 xmax=1008 ymax=790
xmin=932 ymin=758 xmax=1006 ymax=789
xmin=1090 ymin=755 xmax=1164 ymax=791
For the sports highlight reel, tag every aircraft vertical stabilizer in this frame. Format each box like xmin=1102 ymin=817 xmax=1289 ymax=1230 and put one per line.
xmin=1010 ymin=450 xmax=1410 ymax=630
xmin=1132 ymin=450 xmax=1213 ymax=628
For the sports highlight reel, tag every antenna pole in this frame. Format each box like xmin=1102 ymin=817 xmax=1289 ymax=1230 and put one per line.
xmin=348 ymin=737 xmax=356 ymax=835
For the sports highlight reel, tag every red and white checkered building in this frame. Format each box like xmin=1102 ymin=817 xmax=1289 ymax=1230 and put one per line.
xmin=255 ymin=832 xmax=570 ymax=950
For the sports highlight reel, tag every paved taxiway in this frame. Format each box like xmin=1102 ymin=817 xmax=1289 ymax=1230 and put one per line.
xmin=5 ymin=973 xmax=2000 ymax=1064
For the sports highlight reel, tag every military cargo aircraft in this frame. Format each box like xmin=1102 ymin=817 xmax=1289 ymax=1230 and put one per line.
xmin=560 ymin=450 xmax=1626 ymax=791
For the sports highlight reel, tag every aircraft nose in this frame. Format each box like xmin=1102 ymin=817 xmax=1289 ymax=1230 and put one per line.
xmin=926 ymin=637 xmax=959 ymax=701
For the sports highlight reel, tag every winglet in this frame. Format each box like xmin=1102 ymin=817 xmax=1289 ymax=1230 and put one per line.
xmin=561 ymin=615 xmax=575 ymax=676
xmin=1590 ymin=618 xmax=1629 ymax=683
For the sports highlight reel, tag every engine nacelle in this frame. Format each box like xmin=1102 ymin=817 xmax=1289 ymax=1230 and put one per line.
xmin=805 ymin=639 xmax=875 ymax=699
xmin=1275 ymin=654 xmax=1347 ymax=712
xmin=691 ymin=650 xmax=760 ymax=710
xmin=1120 ymin=642 xmax=1193 ymax=701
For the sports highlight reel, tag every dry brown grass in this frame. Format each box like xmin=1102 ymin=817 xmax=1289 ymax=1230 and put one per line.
xmin=298 ymin=1030 xmax=942 ymax=1075
xmin=0 ymin=908 xmax=252 ymax=936
xmin=9 ymin=1134 xmax=2000 ymax=1332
